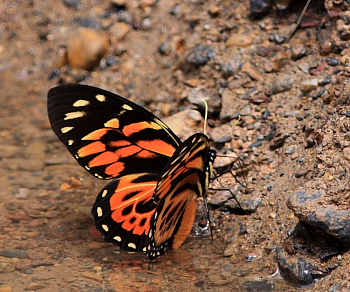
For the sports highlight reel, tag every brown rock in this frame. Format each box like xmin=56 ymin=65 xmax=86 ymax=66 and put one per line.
xmin=81 ymin=271 xmax=103 ymax=282
xmin=67 ymin=28 xmax=110 ymax=70
xmin=109 ymin=22 xmax=130 ymax=44
xmin=226 ymin=34 xmax=253 ymax=47
xmin=0 ymin=285 xmax=13 ymax=292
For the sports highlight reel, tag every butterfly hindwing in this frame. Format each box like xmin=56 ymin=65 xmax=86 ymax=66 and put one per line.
xmin=47 ymin=84 xmax=181 ymax=179
xmin=147 ymin=133 xmax=216 ymax=260
xmin=92 ymin=172 xmax=159 ymax=252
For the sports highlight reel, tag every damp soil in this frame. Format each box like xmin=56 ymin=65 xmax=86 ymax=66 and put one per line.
xmin=0 ymin=1 xmax=349 ymax=291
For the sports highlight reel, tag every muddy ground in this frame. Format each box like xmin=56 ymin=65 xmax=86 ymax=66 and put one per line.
xmin=0 ymin=0 xmax=349 ymax=291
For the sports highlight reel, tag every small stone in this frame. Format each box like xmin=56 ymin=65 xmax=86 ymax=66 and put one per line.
xmin=271 ymin=75 xmax=294 ymax=94
xmin=111 ymin=0 xmax=126 ymax=6
xmin=291 ymin=44 xmax=307 ymax=60
xmin=0 ymin=145 xmax=20 ymax=158
xmin=67 ymin=28 xmax=109 ymax=70
xmin=343 ymin=147 xmax=350 ymax=160
xmin=299 ymin=79 xmax=318 ymax=93
xmin=0 ymin=284 xmax=13 ymax=292
xmin=62 ymin=0 xmax=80 ymax=8
xmin=269 ymin=212 xmax=277 ymax=219
xmin=226 ymin=34 xmax=253 ymax=47
xmin=246 ymin=252 xmax=262 ymax=262
xmin=26 ymin=231 xmax=41 ymax=237
xmin=250 ymin=0 xmax=273 ymax=18
xmin=14 ymin=188 xmax=30 ymax=199
xmin=184 ymin=78 xmax=199 ymax=87
xmin=0 ymin=263 xmax=15 ymax=274
xmin=0 ymin=249 xmax=27 ymax=259
xmin=109 ymin=22 xmax=130 ymax=44
xmin=27 ymin=282 xmax=46 ymax=291
xmin=81 ymin=271 xmax=103 ymax=282
xmin=185 ymin=45 xmax=216 ymax=67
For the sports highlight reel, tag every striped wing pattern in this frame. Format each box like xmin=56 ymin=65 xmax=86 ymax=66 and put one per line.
xmin=47 ymin=84 xmax=215 ymax=259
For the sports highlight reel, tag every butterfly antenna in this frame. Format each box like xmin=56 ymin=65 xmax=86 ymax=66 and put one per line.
xmin=210 ymin=115 xmax=241 ymax=146
xmin=201 ymin=99 xmax=209 ymax=135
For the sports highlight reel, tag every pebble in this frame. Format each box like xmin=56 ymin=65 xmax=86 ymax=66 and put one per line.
xmin=0 ymin=249 xmax=27 ymax=259
xmin=343 ymin=147 xmax=350 ymax=160
xmin=81 ymin=271 xmax=103 ymax=282
xmin=276 ymin=247 xmax=315 ymax=285
xmin=109 ymin=22 xmax=130 ymax=44
xmin=185 ymin=45 xmax=216 ymax=67
xmin=111 ymin=0 xmax=126 ymax=6
xmin=299 ymin=79 xmax=318 ymax=93
xmin=250 ymin=0 xmax=272 ymax=18
xmin=0 ymin=262 xmax=15 ymax=274
xmin=221 ymin=58 xmax=240 ymax=78
xmin=73 ymin=17 xmax=102 ymax=29
xmin=27 ymin=282 xmax=46 ymax=291
xmin=67 ymin=28 xmax=110 ymax=70
xmin=0 ymin=145 xmax=20 ymax=158
xmin=225 ymin=34 xmax=253 ymax=48
xmin=241 ymin=280 xmax=275 ymax=292
xmin=271 ymin=75 xmax=294 ymax=94
xmin=14 ymin=188 xmax=30 ymax=199
xmin=268 ymin=212 xmax=277 ymax=219
xmin=291 ymin=44 xmax=307 ymax=60
xmin=62 ymin=0 xmax=80 ymax=8
xmin=246 ymin=252 xmax=262 ymax=262
xmin=0 ymin=285 xmax=13 ymax=292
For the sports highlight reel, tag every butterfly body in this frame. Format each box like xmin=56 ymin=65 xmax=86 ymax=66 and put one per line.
xmin=48 ymin=84 xmax=215 ymax=259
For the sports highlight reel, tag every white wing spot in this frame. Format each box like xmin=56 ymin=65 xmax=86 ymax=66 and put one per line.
xmin=64 ymin=111 xmax=86 ymax=120
xmin=122 ymin=104 xmax=133 ymax=111
xmin=75 ymin=154 xmax=79 ymax=159
xmin=85 ymin=165 xmax=90 ymax=170
xmin=73 ymin=99 xmax=90 ymax=107
xmin=61 ymin=126 xmax=74 ymax=133
xmin=128 ymin=242 xmax=136 ymax=249
xmin=114 ymin=236 xmax=122 ymax=242
xmin=94 ymin=174 xmax=103 ymax=179
xmin=143 ymin=247 xmax=147 ymax=252
xmin=101 ymin=189 xmax=108 ymax=198
xmin=68 ymin=140 xmax=74 ymax=145
xmin=96 ymin=94 xmax=106 ymax=102
xmin=96 ymin=207 xmax=103 ymax=217
xmin=102 ymin=224 xmax=109 ymax=232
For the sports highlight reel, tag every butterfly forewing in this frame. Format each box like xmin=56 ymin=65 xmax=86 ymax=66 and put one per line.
xmin=48 ymin=84 xmax=181 ymax=253
xmin=47 ymin=84 xmax=181 ymax=179
xmin=147 ymin=133 xmax=215 ymax=260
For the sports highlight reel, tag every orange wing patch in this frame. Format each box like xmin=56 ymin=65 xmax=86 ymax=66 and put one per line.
xmin=78 ymin=141 xmax=106 ymax=157
xmin=123 ymin=121 xmax=162 ymax=136
xmin=110 ymin=174 xmax=157 ymax=235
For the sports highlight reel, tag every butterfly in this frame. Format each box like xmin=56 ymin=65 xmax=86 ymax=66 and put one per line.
xmin=47 ymin=84 xmax=216 ymax=260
